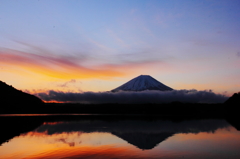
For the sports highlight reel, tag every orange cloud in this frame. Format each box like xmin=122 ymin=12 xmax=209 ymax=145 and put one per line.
xmin=0 ymin=48 xmax=126 ymax=79
xmin=0 ymin=47 xmax=170 ymax=82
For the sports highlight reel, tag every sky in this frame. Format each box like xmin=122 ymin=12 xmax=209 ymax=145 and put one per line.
xmin=0 ymin=0 xmax=240 ymax=100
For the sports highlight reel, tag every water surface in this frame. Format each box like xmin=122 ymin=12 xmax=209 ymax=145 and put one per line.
xmin=0 ymin=115 xmax=240 ymax=159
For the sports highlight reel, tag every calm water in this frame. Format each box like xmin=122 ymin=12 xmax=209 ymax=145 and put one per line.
xmin=0 ymin=115 xmax=240 ymax=159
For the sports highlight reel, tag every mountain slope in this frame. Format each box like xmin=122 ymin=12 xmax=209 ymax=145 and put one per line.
xmin=0 ymin=81 xmax=43 ymax=107
xmin=225 ymin=92 xmax=240 ymax=104
xmin=111 ymin=75 xmax=173 ymax=92
xmin=224 ymin=92 xmax=240 ymax=114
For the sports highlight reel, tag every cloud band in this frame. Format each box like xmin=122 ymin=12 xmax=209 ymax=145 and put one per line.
xmin=36 ymin=89 xmax=228 ymax=104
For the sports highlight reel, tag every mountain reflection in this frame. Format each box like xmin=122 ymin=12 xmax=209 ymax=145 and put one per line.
xmin=1 ymin=116 xmax=240 ymax=159
xmin=112 ymin=132 xmax=173 ymax=150
xmin=31 ymin=119 xmax=229 ymax=150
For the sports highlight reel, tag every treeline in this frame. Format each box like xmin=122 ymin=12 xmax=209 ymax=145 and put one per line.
xmin=1 ymin=102 xmax=238 ymax=116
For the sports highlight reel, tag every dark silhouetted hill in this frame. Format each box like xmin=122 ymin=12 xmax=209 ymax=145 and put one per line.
xmin=224 ymin=92 xmax=240 ymax=115
xmin=0 ymin=81 xmax=43 ymax=112
xmin=225 ymin=92 xmax=240 ymax=104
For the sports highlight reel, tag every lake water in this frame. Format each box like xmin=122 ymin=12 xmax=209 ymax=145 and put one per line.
xmin=0 ymin=115 xmax=240 ymax=159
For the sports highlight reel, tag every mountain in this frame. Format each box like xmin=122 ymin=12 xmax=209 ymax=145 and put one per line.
xmin=111 ymin=75 xmax=173 ymax=92
xmin=0 ymin=81 xmax=43 ymax=108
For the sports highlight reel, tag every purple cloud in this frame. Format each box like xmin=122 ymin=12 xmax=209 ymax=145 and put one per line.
xmin=36 ymin=89 xmax=228 ymax=104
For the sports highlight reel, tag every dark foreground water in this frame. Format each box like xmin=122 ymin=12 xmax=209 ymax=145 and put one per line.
xmin=0 ymin=115 xmax=240 ymax=159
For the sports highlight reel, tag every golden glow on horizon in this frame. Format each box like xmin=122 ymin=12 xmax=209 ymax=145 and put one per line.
xmin=0 ymin=48 xmax=130 ymax=92
xmin=0 ymin=49 xmax=126 ymax=80
xmin=43 ymin=100 xmax=65 ymax=103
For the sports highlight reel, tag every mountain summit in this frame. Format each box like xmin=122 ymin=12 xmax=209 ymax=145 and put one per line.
xmin=111 ymin=75 xmax=173 ymax=92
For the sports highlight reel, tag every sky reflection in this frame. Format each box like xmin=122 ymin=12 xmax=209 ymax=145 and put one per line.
xmin=0 ymin=119 xmax=240 ymax=159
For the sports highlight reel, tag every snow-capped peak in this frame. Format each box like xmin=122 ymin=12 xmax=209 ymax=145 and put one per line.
xmin=111 ymin=75 xmax=173 ymax=92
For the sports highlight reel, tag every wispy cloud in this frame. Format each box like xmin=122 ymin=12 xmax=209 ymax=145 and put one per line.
xmin=36 ymin=89 xmax=228 ymax=104
xmin=58 ymin=79 xmax=76 ymax=87
xmin=0 ymin=42 xmax=170 ymax=80
xmin=107 ymin=29 xmax=129 ymax=48
xmin=0 ymin=48 xmax=125 ymax=79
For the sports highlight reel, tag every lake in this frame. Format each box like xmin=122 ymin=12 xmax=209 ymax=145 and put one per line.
xmin=0 ymin=115 xmax=240 ymax=159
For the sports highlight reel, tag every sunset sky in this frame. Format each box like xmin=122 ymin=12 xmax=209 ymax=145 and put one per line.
xmin=0 ymin=0 xmax=240 ymax=96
